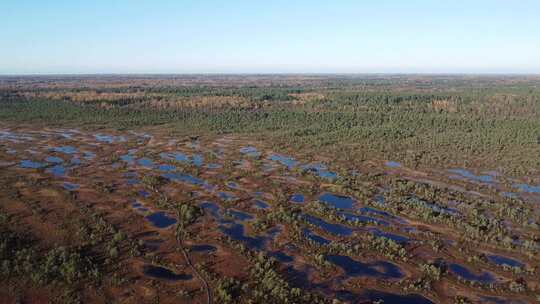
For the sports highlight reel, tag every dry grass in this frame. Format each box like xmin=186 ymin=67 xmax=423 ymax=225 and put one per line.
xmin=289 ymin=92 xmax=326 ymax=105
xmin=431 ymin=99 xmax=458 ymax=113
xmin=135 ymin=95 xmax=252 ymax=109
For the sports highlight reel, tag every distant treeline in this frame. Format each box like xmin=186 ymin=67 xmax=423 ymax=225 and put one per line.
xmin=1 ymin=76 xmax=539 ymax=174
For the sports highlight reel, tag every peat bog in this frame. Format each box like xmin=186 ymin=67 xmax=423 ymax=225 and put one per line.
xmin=0 ymin=75 xmax=539 ymax=303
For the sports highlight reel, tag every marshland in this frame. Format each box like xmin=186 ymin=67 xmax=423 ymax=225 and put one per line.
xmin=0 ymin=75 xmax=539 ymax=303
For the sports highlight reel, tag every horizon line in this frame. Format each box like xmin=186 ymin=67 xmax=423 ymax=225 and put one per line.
xmin=1 ymin=72 xmax=540 ymax=77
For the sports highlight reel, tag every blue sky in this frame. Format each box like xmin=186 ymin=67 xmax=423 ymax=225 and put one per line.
xmin=1 ymin=0 xmax=539 ymax=74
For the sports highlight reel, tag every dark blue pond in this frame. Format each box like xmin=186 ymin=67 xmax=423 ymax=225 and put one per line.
xmin=160 ymin=151 xmax=203 ymax=167
xmin=240 ymin=146 xmax=260 ymax=157
xmin=124 ymin=171 xmax=138 ymax=177
xmin=290 ymin=194 xmax=305 ymax=203
xmin=62 ymin=182 xmax=79 ymax=191
xmin=373 ymin=194 xmax=386 ymax=204
xmin=303 ymin=214 xmax=352 ymax=236
xmin=190 ymin=244 xmax=217 ymax=253
xmin=226 ymin=209 xmax=254 ymax=221
xmin=227 ymin=181 xmax=240 ymax=189
xmin=449 ymin=263 xmax=496 ymax=283
xmin=479 ymin=295 xmax=526 ymax=304
xmin=46 ymin=165 xmax=66 ymax=177
xmin=448 ymin=168 xmax=494 ymax=183
xmin=142 ymin=265 xmax=192 ymax=281
xmin=326 ymin=255 xmax=403 ymax=279
xmin=360 ymin=290 xmax=434 ymax=304
xmin=219 ymin=223 xmax=265 ymax=249
xmin=206 ymin=163 xmax=222 ymax=169
xmin=200 ymin=201 xmax=221 ymax=219
xmin=301 ymin=163 xmax=337 ymax=180
xmin=268 ymin=153 xmax=298 ymax=169
xmin=58 ymin=131 xmax=74 ymax=139
xmin=513 ymin=183 xmax=540 ymax=194
xmin=303 ymin=228 xmax=330 ymax=245
xmin=282 ymin=266 xmax=312 ymax=289
xmin=51 ymin=146 xmax=77 ymax=154
xmin=137 ymin=158 xmax=154 ymax=167
xmin=319 ymin=193 xmax=354 ymax=209
xmin=486 ymin=255 xmax=524 ymax=268
xmin=369 ymin=228 xmax=409 ymax=243
xmin=145 ymin=212 xmax=177 ymax=229
xmin=126 ymin=178 xmax=140 ymax=185
xmin=19 ymin=160 xmax=47 ymax=169
xmin=253 ymin=200 xmax=269 ymax=209
xmin=162 ymin=172 xmax=206 ymax=186
xmin=269 ymin=251 xmax=294 ymax=263
xmin=45 ymin=156 xmax=64 ymax=164
xmin=192 ymin=154 xmax=203 ymax=167
xmin=217 ymin=192 xmax=237 ymax=201
xmin=138 ymin=190 xmax=150 ymax=198
xmin=385 ymin=161 xmax=402 ymax=168
xmin=316 ymin=170 xmax=338 ymax=180
xmin=203 ymin=183 xmax=217 ymax=192
xmin=160 ymin=151 xmax=189 ymax=162
xmin=83 ymin=151 xmax=96 ymax=160
xmin=267 ymin=226 xmax=281 ymax=237
xmin=120 ymin=154 xmax=134 ymax=163
xmin=95 ymin=134 xmax=126 ymax=144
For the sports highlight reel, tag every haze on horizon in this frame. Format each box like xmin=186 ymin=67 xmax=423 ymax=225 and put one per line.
xmin=1 ymin=0 xmax=540 ymax=75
